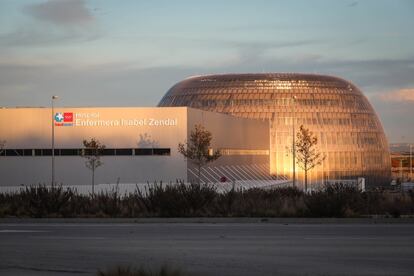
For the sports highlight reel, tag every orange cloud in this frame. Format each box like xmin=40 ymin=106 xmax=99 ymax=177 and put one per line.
xmin=379 ymin=88 xmax=414 ymax=102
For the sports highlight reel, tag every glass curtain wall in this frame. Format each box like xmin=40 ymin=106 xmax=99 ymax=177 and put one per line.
xmin=159 ymin=74 xmax=391 ymax=187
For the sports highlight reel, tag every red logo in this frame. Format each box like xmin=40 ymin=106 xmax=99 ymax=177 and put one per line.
xmin=64 ymin=112 xmax=73 ymax=122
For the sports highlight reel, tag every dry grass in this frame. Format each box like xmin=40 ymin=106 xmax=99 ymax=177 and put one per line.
xmin=1 ymin=182 xmax=413 ymax=218
xmin=97 ymin=265 xmax=184 ymax=276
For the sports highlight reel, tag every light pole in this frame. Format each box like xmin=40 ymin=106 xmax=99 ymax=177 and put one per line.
xmin=292 ymin=95 xmax=297 ymax=188
xmin=51 ymin=95 xmax=58 ymax=188
xmin=410 ymin=144 xmax=412 ymax=180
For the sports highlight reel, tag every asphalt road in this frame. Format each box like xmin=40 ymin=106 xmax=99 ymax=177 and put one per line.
xmin=1 ymin=222 xmax=414 ymax=276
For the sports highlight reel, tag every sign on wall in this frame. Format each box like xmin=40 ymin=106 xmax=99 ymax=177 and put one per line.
xmin=54 ymin=112 xmax=177 ymax=127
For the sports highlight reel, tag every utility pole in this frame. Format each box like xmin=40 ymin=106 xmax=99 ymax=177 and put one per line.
xmin=51 ymin=95 xmax=58 ymax=188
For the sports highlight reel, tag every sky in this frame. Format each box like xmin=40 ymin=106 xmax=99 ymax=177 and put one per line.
xmin=0 ymin=0 xmax=413 ymax=142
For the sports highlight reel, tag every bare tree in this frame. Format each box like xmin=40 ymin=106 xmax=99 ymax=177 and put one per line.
xmin=82 ymin=138 xmax=105 ymax=195
xmin=295 ymin=125 xmax=326 ymax=191
xmin=178 ymin=124 xmax=221 ymax=184
xmin=0 ymin=140 xmax=5 ymax=155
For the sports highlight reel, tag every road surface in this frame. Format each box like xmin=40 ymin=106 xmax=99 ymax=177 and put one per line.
xmin=1 ymin=222 xmax=413 ymax=275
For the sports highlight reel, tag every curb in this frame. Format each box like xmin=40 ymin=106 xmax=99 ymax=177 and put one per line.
xmin=1 ymin=217 xmax=414 ymax=224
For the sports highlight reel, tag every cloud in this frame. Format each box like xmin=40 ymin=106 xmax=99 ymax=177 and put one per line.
xmin=228 ymin=39 xmax=316 ymax=50
xmin=23 ymin=0 xmax=94 ymax=26
xmin=0 ymin=27 xmax=100 ymax=47
xmin=0 ymin=0 xmax=99 ymax=47
xmin=0 ymin=61 xmax=194 ymax=107
xmin=378 ymin=88 xmax=414 ymax=102
xmin=144 ymin=35 xmax=317 ymax=52
xmin=347 ymin=1 xmax=358 ymax=8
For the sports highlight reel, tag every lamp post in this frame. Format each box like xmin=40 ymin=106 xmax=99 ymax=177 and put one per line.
xmin=51 ymin=95 xmax=58 ymax=188
xmin=410 ymin=144 xmax=412 ymax=180
xmin=292 ymin=95 xmax=297 ymax=188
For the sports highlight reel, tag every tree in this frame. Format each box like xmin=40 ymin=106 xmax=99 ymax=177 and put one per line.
xmin=178 ymin=124 xmax=221 ymax=184
xmin=295 ymin=125 xmax=326 ymax=191
xmin=0 ymin=140 xmax=5 ymax=155
xmin=82 ymin=138 xmax=105 ymax=195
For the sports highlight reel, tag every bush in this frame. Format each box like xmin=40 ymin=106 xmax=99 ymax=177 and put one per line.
xmin=135 ymin=181 xmax=217 ymax=217
xmin=14 ymin=185 xmax=75 ymax=218
xmin=1 ymin=182 xmax=413 ymax=218
xmin=304 ymin=184 xmax=363 ymax=217
xmin=97 ymin=265 xmax=183 ymax=276
xmin=213 ymin=187 xmax=305 ymax=217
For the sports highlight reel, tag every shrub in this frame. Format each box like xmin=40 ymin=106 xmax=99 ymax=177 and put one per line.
xmin=213 ymin=187 xmax=305 ymax=217
xmin=135 ymin=181 xmax=217 ymax=217
xmin=304 ymin=184 xmax=363 ymax=217
xmin=16 ymin=185 xmax=75 ymax=218
xmin=1 ymin=182 xmax=414 ymax=218
xmin=97 ymin=265 xmax=183 ymax=276
xmin=92 ymin=188 xmax=123 ymax=217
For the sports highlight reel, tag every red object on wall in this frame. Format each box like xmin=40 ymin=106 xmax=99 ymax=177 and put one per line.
xmin=64 ymin=112 xmax=73 ymax=122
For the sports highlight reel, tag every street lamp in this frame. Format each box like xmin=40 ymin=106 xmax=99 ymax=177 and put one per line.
xmin=410 ymin=144 xmax=412 ymax=180
xmin=292 ymin=95 xmax=297 ymax=188
xmin=51 ymin=95 xmax=58 ymax=187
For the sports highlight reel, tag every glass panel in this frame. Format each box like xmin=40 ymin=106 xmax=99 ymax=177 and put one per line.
xmin=115 ymin=149 xmax=133 ymax=156
xmin=153 ymin=148 xmax=171 ymax=156
xmin=135 ymin=148 xmax=153 ymax=155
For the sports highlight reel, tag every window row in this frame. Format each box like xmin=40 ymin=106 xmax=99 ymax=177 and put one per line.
xmin=272 ymin=115 xmax=377 ymax=128
xmin=273 ymin=131 xmax=384 ymax=147
xmin=274 ymin=150 xmax=387 ymax=169
xmin=0 ymin=148 xmax=171 ymax=157
xmin=185 ymin=80 xmax=348 ymax=89
xmin=174 ymin=87 xmax=355 ymax=96
xmin=167 ymin=97 xmax=369 ymax=111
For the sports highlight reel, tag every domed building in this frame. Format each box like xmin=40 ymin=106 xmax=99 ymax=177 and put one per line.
xmin=158 ymin=73 xmax=391 ymax=187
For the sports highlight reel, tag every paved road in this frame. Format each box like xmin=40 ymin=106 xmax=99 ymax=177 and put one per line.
xmin=0 ymin=222 xmax=413 ymax=275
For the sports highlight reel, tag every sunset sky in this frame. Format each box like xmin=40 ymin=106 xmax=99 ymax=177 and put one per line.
xmin=0 ymin=0 xmax=413 ymax=142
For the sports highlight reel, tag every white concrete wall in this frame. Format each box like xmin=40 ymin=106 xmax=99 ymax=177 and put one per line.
xmin=0 ymin=107 xmax=269 ymax=187
xmin=0 ymin=107 xmax=188 ymax=186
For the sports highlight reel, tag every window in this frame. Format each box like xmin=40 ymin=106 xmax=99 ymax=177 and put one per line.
xmin=103 ymin=149 xmax=115 ymax=156
xmin=1 ymin=148 xmax=171 ymax=157
xmin=135 ymin=148 xmax=153 ymax=155
xmin=115 ymin=149 xmax=133 ymax=156
xmin=60 ymin=149 xmax=80 ymax=156
xmin=42 ymin=149 xmax=52 ymax=156
xmin=153 ymin=148 xmax=171 ymax=156
xmin=5 ymin=149 xmax=23 ymax=156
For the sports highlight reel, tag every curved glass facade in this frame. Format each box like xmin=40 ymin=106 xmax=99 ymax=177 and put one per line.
xmin=159 ymin=73 xmax=391 ymax=187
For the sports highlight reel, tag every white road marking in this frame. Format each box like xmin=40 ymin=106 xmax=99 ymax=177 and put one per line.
xmin=30 ymin=236 xmax=105 ymax=240
xmin=0 ymin=230 xmax=50 ymax=233
xmin=304 ymin=237 xmax=382 ymax=240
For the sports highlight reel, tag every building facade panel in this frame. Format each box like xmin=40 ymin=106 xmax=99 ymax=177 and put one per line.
xmin=0 ymin=107 xmax=269 ymax=187
xmin=186 ymin=108 xmax=269 ymax=183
